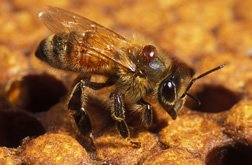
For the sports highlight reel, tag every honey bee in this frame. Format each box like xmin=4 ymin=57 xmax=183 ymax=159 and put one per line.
xmin=35 ymin=6 xmax=225 ymax=147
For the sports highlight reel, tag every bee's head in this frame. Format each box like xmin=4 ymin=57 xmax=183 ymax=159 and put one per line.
xmin=158 ymin=64 xmax=225 ymax=119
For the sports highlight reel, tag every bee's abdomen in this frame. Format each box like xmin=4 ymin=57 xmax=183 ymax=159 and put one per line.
xmin=35 ymin=36 xmax=52 ymax=64
xmin=35 ymin=33 xmax=114 ymax=73
xmin=35 ymin=34 xmax=66 ymax=68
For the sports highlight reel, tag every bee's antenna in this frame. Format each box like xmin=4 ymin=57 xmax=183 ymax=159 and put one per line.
xmin=181 ymin=64 xmax=226 ymax=99
xmin=184 ymin=92 xmax=201 ymax=105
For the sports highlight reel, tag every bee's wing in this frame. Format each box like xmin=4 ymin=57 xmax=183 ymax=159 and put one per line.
xmin=39 ymin=6 xmax=136 ymax=72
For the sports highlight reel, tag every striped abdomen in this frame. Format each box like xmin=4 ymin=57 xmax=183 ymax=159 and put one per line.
xmin=35 ymin=33 xmax=115 ymax=74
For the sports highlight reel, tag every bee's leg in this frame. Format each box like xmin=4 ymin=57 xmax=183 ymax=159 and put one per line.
xmin=68 ymin=80 xmax=108 ymax=144
xmin=137 ymin=99 xmax=152 ymax=127
xmin=111 ymin=93 xmax=141 ymax=148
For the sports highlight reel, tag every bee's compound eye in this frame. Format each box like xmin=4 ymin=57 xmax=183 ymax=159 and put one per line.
xmin=162 ymin=80 xmax=176 ymax=102
xmin=141 ymin=45 xmax=157 ymax=62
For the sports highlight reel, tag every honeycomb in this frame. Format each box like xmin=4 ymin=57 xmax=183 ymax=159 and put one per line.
xmin=1 ymin=0 xmax=252 ymax=164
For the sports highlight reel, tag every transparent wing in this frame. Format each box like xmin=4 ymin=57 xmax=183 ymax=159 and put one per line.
xmin=39 ymin=6 xmax=136 ymax=72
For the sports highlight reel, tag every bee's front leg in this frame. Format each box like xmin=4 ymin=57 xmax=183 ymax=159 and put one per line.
xmin=68 ymin=80 xmax=107 ymax=136
xmin=110 ymin=93 xmax=141 ymax=148
xmin=137 ymin=99 xmax=152 ymax=127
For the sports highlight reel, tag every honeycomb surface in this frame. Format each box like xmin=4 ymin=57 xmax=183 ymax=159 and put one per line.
xmin=0 ymin=0 xmax=252 ymax=164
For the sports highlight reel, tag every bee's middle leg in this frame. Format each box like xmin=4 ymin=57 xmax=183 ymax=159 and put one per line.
xmin=110 ymin=93 xmax=141 ymax=148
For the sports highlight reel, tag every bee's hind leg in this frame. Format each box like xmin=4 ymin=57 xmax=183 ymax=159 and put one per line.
xmin=68 ymin=80 xmax=108 ymax=148
xmin=110 ymin=93 xmax=141 ymax=148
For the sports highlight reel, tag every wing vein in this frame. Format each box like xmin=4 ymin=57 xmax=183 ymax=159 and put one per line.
xmin=39 ymin=6 xmax=136 ymax=73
